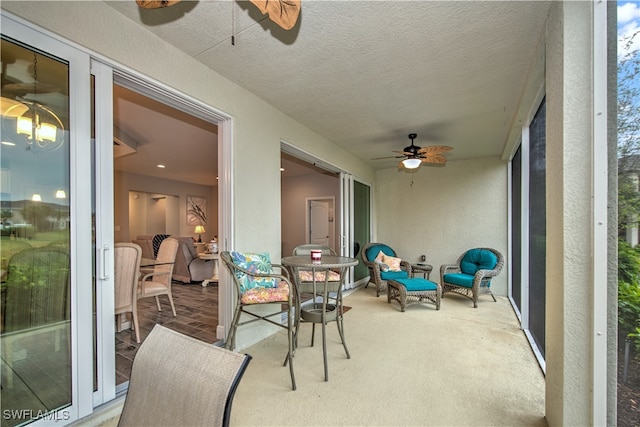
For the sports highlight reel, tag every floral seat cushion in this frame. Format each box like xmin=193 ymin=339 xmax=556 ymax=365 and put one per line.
xmin=241 ymin=280 xmax=290 ymax=304
xmin=298 ymin=270 xmax=341 ymax=282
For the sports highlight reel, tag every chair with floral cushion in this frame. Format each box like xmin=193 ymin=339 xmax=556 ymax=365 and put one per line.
xmin=220 ymin=250 xmax=299 ymax=390
xmin=292 ymin=244 xmax=341 ymax=293
xmin=361 ymin=242 xmax=411 ymax=297
xmin=440 ymin=247 xmax=505 ymax=308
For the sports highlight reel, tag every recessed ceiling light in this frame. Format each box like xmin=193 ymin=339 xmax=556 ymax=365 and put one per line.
xmin=157 ymin=164 xmax=165 ymax=168
xmin=1 ymin=141 xmax=16 ymax=146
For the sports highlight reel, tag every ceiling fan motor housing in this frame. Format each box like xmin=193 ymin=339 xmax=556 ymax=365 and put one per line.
xmin=403 ymin=133 xmax=420 ymax=156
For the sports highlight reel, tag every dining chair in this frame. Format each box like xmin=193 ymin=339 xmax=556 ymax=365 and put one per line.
xmin=117 ymin=324 xmax=252 ymax=427
xmin=115 ymin=243 xmax=143 ymax=343
xmin=138 ymin=237 xmax=179 ymax=317
xmin=220 ymin=250 xmax=298 ymax=390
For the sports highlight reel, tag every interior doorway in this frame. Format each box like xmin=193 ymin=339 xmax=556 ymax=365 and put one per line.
xmin=112 ymin=81 xmax=223 ymax=387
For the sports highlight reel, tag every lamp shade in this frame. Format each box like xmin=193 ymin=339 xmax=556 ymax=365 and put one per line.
xmin=402 ymin=158 xmax=422 ymax=169
xmin=194 ymin=225 xmax=206 ymax=234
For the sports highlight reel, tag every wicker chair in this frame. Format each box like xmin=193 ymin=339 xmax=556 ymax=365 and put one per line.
xmin=220 ymin=251 xmax=298 ymax=390
xmin=361 ymin=242 xmax=411 ymax=297
xmin=118 ymin=324 xmax=251 ymax=427
xmin=291 ymin=244 xmax=341 ymax=290
xmin=440 ymin=247 xmax=505 ymax=308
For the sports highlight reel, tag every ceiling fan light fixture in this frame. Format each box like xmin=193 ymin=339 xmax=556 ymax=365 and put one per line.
xmin=402 ymin=158 xmax=422 ymax=169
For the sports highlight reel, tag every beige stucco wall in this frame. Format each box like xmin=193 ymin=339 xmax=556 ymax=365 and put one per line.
xmin=545 ymin=1 xmax=613 ymax=424
xmin=375 ymin=156 xmax=508 ymax=296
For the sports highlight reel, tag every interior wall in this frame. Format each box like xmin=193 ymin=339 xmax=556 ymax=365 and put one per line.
xmin=115 ymin=170 xmax=217 ymax=243
xmin=375 ymin=156 xmax=508 ymax=296
xmin=281 ymin=172 xmax=341 ymax=256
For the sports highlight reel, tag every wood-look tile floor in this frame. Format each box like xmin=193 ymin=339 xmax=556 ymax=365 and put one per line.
xmin=115 ymin=282 xmax=219 ymax=385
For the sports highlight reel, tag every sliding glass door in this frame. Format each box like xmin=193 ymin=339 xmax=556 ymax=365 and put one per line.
xmin=1 ymin=15 xmax=96 ymax=425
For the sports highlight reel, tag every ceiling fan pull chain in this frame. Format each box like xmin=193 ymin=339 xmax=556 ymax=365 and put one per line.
xmin=231 ymin=2 xmax=236 ymax=46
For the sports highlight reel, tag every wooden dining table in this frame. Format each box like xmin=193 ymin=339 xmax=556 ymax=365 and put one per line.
xmin=281 ymin=254 xmax=358 ymax=382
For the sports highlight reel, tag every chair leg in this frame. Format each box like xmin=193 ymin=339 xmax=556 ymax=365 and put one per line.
xmin=225 ymin=303 xmax=243 ymax=351
xmin=167 ymin=293 xmax=177 ymax=316
xmin=336 ymin=301 xmax=350 ymax=359
xmin=287 ymin=303 xmax=296 ymax=390
xmin=132 ymin=309 xmax=141 ymax=344
xmin=155 ymin=296 xmax=162 ymax=312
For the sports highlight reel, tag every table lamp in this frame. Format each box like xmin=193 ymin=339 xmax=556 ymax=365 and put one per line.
xmin=194 ymin=225 xmax=205 ymax=243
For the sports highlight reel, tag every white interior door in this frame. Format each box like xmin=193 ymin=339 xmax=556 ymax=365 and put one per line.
xmin=309 ymin=200 xmax=330 ymax=246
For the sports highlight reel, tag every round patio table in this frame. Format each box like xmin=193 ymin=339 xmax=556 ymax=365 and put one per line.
xmin=281 ymin=255 xmax=358 ymax=382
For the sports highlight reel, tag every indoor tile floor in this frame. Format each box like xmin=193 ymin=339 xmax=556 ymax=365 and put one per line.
xmin=115 ymin=282 xmax=219 ymax=385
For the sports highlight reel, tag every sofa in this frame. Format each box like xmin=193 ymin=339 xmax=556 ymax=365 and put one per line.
xmin=131 ymin=234 xmax=213 ymax=283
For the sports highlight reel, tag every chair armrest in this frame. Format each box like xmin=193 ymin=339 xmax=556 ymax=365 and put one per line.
xmin=474 ymin=268 xmax=500 ymax=281
xmin=440 ymin=264 xmax=461 ymax=276
xmin=140 ymin=271 xmax=171 ymax=283
xmin=400 ymin=260 xmax=411 ymax=273
xmin=271 ymin=263 xmax=291 ymax=280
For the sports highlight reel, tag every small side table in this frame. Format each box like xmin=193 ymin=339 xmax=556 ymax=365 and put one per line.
xmin=411 ymin=263 xmax=433 ymax=279
xmin=198 ymin=252 xmax=220 ymax=287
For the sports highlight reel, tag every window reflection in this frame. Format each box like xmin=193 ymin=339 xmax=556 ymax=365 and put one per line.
xmin=1 ymin=37 xmax=71 ymax=426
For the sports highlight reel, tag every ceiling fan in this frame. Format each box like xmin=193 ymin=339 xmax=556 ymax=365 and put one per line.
xmin=372 ymin=133 xmax=453 ymax=170
xmin=136 ymin=0 xmax=301 ymax=30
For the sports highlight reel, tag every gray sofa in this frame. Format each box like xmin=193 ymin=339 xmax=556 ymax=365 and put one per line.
xmin=132 ymin=234 xmax=213 ymax=283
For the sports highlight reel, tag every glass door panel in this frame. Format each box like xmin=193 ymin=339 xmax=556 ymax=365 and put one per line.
xmin=353 ymin=180 xmax=370 ymax=281
xmin=0 ymin=38 xmax=72 ymax=426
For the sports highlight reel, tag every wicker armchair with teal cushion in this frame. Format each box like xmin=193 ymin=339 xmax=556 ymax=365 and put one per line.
xmin=440 ymin=248 xmax=505 ymax=308
xmin=361 ymin=242 xmax=411 ymax=297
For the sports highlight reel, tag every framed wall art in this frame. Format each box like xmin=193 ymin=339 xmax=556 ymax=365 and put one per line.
xmin=186 ymin=195 xmax=207 ymax=226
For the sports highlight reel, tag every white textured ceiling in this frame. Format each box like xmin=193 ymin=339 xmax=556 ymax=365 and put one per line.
xmin=105 ymin=0 xmax=551 ymax=175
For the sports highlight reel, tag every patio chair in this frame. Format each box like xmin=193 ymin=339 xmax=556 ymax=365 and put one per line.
xmin=292 ymin=244 xmax=341 ymax=290
xmin=138 ymin=237 xmax=179 ymax=317
xmin=220 ymin=250 xmax=298 ymax=390
xmin=115 ymin=243 xmax=143 ymax=343
xmin=361 ymin=242 xmax=411 ymax=297
xmin=117 ymin=324 xmax=251 ymax=427
xmin=440 ymin=247 xmax=505 ymax=308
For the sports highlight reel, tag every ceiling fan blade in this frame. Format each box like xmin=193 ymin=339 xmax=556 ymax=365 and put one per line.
xmin=250 ymin=0 xmax=301 ymax=30
xmin=417 ymin=145 xmax=453 ymax=155
xmin=420 ymin=154 xmax=447 ymax=165
xmin=136 ymin=0 xmax=181 ymax=9
xmin=371 ymin=155 xmax=404 ymax=160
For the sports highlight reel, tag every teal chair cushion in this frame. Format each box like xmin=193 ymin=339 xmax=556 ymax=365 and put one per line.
xmin=443 ymin=273 xmax=474 ymax=288
xmin=380 ymin=270 xmax=409 ymax=280
xmin=394 ymin=278 xmax=437 ymax=292
xmin=444 ymin=273 xmax=492 ymax=289
xmin=365 ymin=244 xmax=395 ymax=262
xmin=460 ymin=249 xmax=498 ymax=275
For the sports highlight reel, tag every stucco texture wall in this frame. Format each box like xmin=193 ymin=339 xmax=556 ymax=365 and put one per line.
xmin=375 ymin=156 xmax=509 ymax=297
